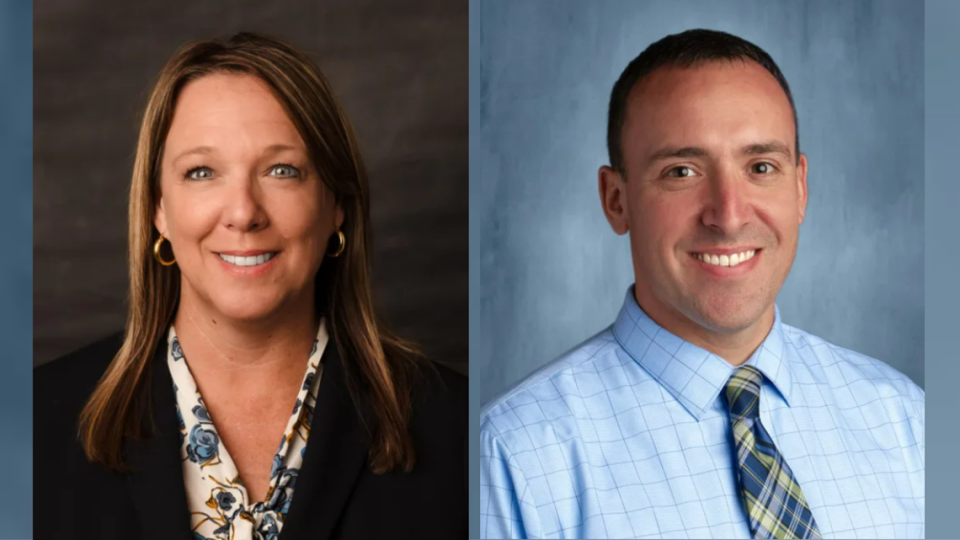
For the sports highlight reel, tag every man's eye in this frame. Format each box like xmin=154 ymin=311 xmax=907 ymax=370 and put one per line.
xmin=666 ymin=166 xmax=697 ymax=178
xmin=751 ymin=162 xmax=776 ymax=174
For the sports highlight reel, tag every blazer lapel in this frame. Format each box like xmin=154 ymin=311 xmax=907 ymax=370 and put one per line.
xmin=280 ymin=338 xmax=371 ymax=540
xmin=124 ymin=343 xmax=193 ymax=540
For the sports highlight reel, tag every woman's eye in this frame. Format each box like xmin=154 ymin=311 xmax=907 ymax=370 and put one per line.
xmin=751 ymin=162 xmax=776 ymax=174
xmin=666 ymin=166 xmax=697 ymax=178
xmin=269 ymin=164 xmax=301 ymax=178
xmin=186 ymin=167 xmax=214 ymax=180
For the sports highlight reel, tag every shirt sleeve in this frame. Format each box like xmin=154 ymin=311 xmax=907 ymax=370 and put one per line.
xmin=479 ymin=424 xmax=539 ymax=539
xmin=911 ymin=383 xmax=925 ymax=538
xmin=910 ymin=382 xmax=925 ymax=465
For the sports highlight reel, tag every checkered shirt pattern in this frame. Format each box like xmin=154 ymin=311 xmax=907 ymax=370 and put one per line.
xmin=480 ymin=287 xmax=924 ymax=539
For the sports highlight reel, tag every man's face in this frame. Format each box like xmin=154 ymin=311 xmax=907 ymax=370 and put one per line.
xmin=603 ymin=60 xmax=807 ymax=335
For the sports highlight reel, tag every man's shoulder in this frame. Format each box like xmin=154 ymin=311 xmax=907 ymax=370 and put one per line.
xmin=781 ymin=323 xmax=924 ymax=404
xmin=480 ymin=327 xmax=632 ymax=439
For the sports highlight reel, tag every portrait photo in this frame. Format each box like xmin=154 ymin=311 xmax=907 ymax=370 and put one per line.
xmin=33 ymin=1 xmax=467 ymax=539
xmin=476 ymin=1 xmax=924 ymax=538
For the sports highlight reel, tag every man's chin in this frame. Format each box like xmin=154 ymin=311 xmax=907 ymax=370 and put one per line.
xmin=686 ymin=296 xmax=773 ymax=335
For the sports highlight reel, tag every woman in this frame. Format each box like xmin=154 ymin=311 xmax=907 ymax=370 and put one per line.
xmin=35 ymin=33 xmax=466 ymax=540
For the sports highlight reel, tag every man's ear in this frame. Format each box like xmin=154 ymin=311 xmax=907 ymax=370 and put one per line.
xmin=599 ymin=166 xmax=630 ymax=235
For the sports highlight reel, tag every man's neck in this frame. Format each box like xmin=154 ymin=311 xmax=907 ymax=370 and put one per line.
xmin=633 ymin=288 xmax=775 ymax=366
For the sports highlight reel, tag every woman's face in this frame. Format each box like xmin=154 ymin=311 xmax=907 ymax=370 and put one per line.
xmin=155 ymin=72 xmax=343 ymax=323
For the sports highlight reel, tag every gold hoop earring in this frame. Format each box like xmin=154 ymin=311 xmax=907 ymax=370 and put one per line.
xmin=327 ymin=229 xmax=346 ymax=258
xmin=153 ymin=235 xmax=176 ymax=266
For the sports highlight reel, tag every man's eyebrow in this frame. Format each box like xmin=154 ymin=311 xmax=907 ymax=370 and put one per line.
xmin=741 ymin=141 xmax=792 ymax=159
xmin=648 ymin=146 xmax=710 ymax=162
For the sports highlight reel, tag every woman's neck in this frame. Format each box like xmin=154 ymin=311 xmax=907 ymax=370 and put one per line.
xmin=171 ymin=288 xmax=321 ymax=389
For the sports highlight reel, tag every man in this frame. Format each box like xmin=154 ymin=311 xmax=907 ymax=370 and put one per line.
xmin=480 ymin=29 xmax=923 ymax=539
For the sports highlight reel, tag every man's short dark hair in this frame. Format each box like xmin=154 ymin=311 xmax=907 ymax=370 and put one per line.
xmin=607 ymin=29 xmax=798 ymax=174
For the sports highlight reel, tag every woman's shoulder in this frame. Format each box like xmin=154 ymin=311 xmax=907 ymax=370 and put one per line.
xmin=408 ymin=360 xmax=467 ymax=434
xmin=35 ymin=331 xmax=126 ymax=418
xmin=413 ymin=360 xmax=466 ymax=401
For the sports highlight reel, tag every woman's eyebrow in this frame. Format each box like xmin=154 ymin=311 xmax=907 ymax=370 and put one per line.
xmin=171 ymin=145 xmax=215 ymax=167
xmin=169 ymin=144 xmax=303 ymax=167
xmin=261 ymin=144 xmax=301 ymax=156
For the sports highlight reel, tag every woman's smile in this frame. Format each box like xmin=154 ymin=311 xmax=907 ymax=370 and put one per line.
xmin=214 ymin=250 xmax=280 ymax=277
xmin=215 ymin=251 xmax=279 ymax=267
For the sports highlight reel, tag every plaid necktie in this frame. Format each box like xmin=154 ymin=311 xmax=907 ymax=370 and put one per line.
xmin=723 ymin=366 xmax=821 ymax=539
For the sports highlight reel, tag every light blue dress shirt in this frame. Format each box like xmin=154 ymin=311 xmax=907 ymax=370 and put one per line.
xmin=480 ymin=287 xmax=924 ymax=539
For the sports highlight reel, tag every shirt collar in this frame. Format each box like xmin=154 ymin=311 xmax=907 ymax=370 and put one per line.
xmin=612 ymin=286 xmax=794 ymax=420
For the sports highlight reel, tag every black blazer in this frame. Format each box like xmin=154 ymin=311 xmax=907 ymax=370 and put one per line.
xmin=34 ymin=332 xmax=467 ymax=540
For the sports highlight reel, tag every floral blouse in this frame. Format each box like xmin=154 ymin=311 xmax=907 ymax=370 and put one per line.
xmin=167 ymin=321 xmax=328 ymax=540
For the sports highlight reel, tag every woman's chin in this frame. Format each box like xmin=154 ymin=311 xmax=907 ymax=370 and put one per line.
xmin=207 ymin=296 xmax=290 ymax=325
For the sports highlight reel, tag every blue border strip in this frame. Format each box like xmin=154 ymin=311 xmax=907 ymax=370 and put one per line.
xmin=924 ymin=2 xmax=957 ymax=538
xmin=0 ymin=0 xmax=33 ymax=537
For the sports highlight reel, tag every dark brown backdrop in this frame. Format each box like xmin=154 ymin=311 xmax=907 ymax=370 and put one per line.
xmin=34 ymin=0 xmax=467 ymax=372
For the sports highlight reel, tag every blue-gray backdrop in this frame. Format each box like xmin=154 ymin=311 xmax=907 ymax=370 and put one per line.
xmin=476 ymin=0 xmax=924 ymax=407
xmin=0 ymin=0 xmax=32 ymax=537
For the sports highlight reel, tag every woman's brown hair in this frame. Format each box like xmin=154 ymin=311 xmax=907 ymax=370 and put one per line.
xmin=78 ymin=32 xmax=422 ymax=474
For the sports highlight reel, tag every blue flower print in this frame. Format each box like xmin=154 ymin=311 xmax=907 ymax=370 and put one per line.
xmin=177 ymin=409 xmax=186 ymax=447
xmin=186 ymin=424 xmax=220 ymax=466
xmin=270 ymin=454 xmax=283 ymax=479
xmin=266 ymin=482 xmax=285 ymax=507
xmin=215 ymin=491 xmax=236 ymax=511
xmin=257 ymin=513 xmax=280 ymax=540
xmin=192 ymin=403 xmax=211 ymax=423
xmin=268 ymin=468 xmax=299 ymax=511
xmin=170 ymin=323 xmax=326 ymax=539
xmin=212 ymin=520 xmax=232 ymax=537
xmin=278 ymin=468 xmax=299 ymax=490
xmin=174 ymin=385 xmax=186 ymax=447
xmin=177 ymin=406 xmax=185 ymax=430
xmin=271 ymin=488 xmax=289 ymax=515
xmin=172 ymin=338 xmax=184 ymax=361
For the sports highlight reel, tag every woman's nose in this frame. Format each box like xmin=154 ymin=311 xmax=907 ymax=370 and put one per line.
xmin=223 ymin=179 xmax=269 ymax=232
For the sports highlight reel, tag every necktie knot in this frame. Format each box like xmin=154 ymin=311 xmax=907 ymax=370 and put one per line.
xmin=723 ymin=365 xmax=763 ymax=421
